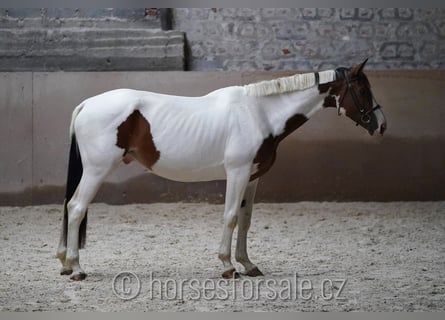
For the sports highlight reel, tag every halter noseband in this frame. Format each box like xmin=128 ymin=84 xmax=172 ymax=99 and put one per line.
xmin=335 ymin=67 xmax=381 ymax=125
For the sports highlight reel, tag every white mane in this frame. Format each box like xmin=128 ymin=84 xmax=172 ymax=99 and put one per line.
xmin=244 ymin=70 xmax=336 ymax=97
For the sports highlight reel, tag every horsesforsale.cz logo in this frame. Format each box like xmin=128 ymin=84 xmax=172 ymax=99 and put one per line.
xmin=112 ymin=271 xmax=141 ymax=300
xmin=111 ymin=271 xmax=347 ymax=301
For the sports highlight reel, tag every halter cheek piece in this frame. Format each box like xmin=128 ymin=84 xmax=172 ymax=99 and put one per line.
xmin=335 ymin=67 xmax=382 ymax=125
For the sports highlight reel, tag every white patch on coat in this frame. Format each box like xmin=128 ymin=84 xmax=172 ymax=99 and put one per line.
xmin=332 ymin=95 xmax=345 ymax=115
xmin=250 ymin=163 xmax=260 ymax=176
xmin=373 ymin=106 xmax=386 ymax=128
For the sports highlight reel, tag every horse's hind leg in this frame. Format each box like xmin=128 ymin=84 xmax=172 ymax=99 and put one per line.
xmin=65 ymin=159 xmax=118 ymax=280
xmin=57 ymin=202 xmax=72 ymax=275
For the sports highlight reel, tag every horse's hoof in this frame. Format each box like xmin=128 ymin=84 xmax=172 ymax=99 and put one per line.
xmin=60 ymin=268 xmax=73 ymax=276
xmin=70 ymin=272 xmax=87 ymax=281
xmin=243 ymin=267 xmax=264 ymax=277
xmin=222 ymin=268 xmax=240 ymax=279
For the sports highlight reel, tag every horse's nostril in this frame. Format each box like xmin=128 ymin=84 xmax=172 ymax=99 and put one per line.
xmin=380 ymin=123 xmax=387 ymax=135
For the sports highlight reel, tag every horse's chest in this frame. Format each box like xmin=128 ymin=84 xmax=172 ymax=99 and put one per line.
xmin=250 ymin=113 xmax=308 ymax=180
xmin=250 ymin=134 xmax=279 ymax=180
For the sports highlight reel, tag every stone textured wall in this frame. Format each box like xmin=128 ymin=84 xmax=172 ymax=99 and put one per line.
xmin=174 ymin=8 xmax=445 ymax=71
xmin=1 ymin=8 xmax=444 ymax=71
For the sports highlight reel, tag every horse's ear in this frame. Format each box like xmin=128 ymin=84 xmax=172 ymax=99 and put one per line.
xmin=351 ymin=58 xmax=369 ymax=75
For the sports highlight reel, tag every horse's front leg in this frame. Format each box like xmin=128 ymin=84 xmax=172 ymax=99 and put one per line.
xmin=218 ymin=164 xmax=251 ymax=279
xmin=235 ymin=179 xmax=264 ymax=277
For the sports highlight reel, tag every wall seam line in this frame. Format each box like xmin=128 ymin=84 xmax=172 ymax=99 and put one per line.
xmin=31 ymin=72 xmax=34 ymax=205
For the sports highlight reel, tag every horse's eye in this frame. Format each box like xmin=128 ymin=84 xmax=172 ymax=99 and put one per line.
xmin=359 ymin=88 xmax=367 ymax=96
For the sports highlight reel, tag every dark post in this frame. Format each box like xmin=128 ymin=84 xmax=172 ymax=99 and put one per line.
xmin=160 ymin=8 xmax=172 ymax=31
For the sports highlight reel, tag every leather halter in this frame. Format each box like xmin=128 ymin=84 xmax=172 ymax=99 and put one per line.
xmin=335 ymin=67 xmax=382 ymax=125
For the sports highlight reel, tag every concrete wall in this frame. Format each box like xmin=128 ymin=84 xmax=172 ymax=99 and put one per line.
xmin=175 ymin=8 xmax=445 ymax=70
xmin=0 ymin=70 xmax=444 ymax=205
xmin=0 ymin=8 xmax=185 ymax=71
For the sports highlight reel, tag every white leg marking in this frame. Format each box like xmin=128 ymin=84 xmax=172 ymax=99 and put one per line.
xmin=235 ymin=179 xmax=262 ymax=275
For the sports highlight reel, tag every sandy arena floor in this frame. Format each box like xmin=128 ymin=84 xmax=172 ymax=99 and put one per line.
xmin=0 ymin=201 xmax=444 ymax=311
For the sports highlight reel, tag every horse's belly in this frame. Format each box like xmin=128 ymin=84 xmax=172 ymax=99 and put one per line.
xmin=150 ymin=133 xmax=227 ymax=182
xmin=150 ymin=162 xmax=226 ymax=182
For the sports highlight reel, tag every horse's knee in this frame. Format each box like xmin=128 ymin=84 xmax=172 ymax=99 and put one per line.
xmin=228 ymin=217 xmax=238 ymax=230
xmin=67 ymin=202 xmax=86 ymax=226
xmin=224 ymin=211 xmax=238 ymax=230
xmin=238 ymin=219 xmax=251 ymax=233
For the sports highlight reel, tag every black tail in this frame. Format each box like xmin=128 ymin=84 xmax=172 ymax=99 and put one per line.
xmin=62 ymin=134 xmax=87 ymax=249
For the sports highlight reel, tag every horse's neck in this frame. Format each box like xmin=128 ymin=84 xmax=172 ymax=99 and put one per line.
xmin=255 ymin=86 xmax=326 ymax=137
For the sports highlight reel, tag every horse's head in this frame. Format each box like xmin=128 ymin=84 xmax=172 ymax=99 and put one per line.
xmin=322 ymin=59 xmax=387 ymax=135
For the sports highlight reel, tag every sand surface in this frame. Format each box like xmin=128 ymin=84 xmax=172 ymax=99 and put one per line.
xmin=0 ymin=202 xmax=444 ymax=311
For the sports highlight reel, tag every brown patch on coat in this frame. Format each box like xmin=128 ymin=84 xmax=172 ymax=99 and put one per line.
xmin=323 ymin=95 xmax=338 ymax=108
xmin=116 ymin=110 xmax=160 ymax=169
xmin=251 ymin=114 xmax=307 ymax=180
xmin=318 ymin=83 xmax=331 ymax=94
xmin=319 ymin=79 xmax=344 ymax=109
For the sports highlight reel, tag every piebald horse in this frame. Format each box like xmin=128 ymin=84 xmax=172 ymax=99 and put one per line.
xmin=57 ymin=59 xmax=386 ymax=280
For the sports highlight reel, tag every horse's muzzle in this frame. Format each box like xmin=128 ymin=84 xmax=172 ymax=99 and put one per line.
xmin=371 ymin=105 xmax=387 ymax=136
